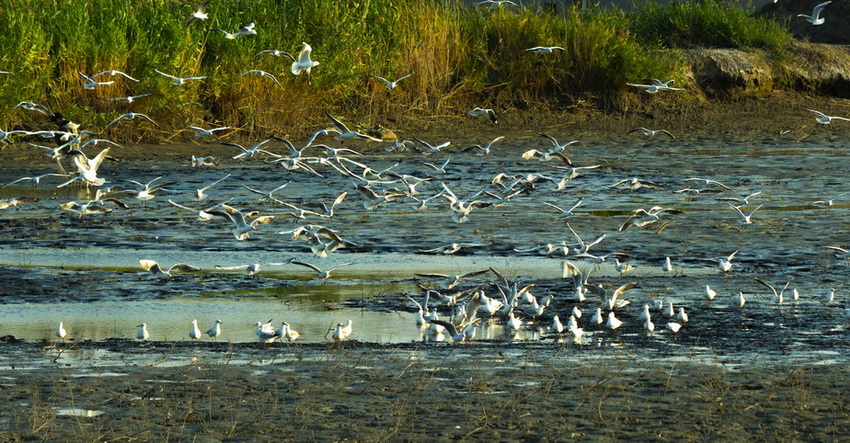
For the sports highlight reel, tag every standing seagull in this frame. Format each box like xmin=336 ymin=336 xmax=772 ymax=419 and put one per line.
xmin=136 ymin=323 xmax=150 ymax=340
xmin=797 ymin=1 xmax=831 ymax=25
xmin=206 ymin=319 xmax=222 ymax=341
xmin=189 ymin=319 xmax=202 ymax=341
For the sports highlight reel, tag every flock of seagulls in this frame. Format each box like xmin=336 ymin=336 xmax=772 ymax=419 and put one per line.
xmin=1 ymin=1 xmax=848 ymax=347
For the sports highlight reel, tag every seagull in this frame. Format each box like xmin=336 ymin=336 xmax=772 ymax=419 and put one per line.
xmin=460 ymin=136 xmax=504 ymax=155
xmin=606 ymin=312 xmax=623 ymax=330
xmin=104 ymin=112 xmax=158 ymax=129
xmin=716 ymin=191 xmax=762 ymax=205
xmin=56 ymin=321 xmax=67 ymax=340
xmin=205 ymin=204 xmax=275 ymax=240
xmin=736 ymin=292 xmax=747 ymax=307
xmin=331 ymin=321 xmax=351 ymax=341
xmin=666 ymin=322 xmax=682 ymax=333
xmin=215 ymin=22 xmax=256 ymax=39
xmin=13 ymin=101 xmax=52 ymax=116
xmin=412 ymin=136 xmax=451 ymax=155
xmin=644 ymin=317 xmax=655 ymax=335
xmin=729 ymin=203 xmax=763 ymax=224
xmin=223 ymin=139 xmax=277 ymax=159
xmin=467 ymin=107 xmax=498 ymax=124
xmin=185 ymin=2 xmax=210 ymax=26
xmin=551 ymin=315 xmax=565 ymax=334
xmin=255 ymin=320 xmax=279 ymax=342
xmin=291 ymin=42 xmax=320 ymax=77
xmin=429 ymin=318 xmax=481 ymax=342
xmin=189 ymin=125 xmax=230 ymax=137
xmin=215 ymin=259 xmax=293 ymax=277
xmin=804 ymin=108 xmax=849 ymax=124
xmin=154 ymin=69 xmax=207 ymax=85
xmin=78 ymin=71 xmax=113 ymax=89
xmin=100 ymin=93 xmax=154 ymax=104
xmin=58 ymin=147 xmax=112 ymax=187
xmin=477 ymin=0 xmax=518 ymax=7
xmin=754 ymin=277 xmax=793 ymax=304
xmin=543 ymin=198 xmax=583 ymax=219
xmin=168 ymin=198 xmax=232 ymax=221
xmin=588 ymin=281 xmax=638 ymax=310
xmin=685 ymin=177 xmax=733 ymax=190
xmin=127 ymin=176 xmax=176 ymax=201
xmin=797 ymin=1 xmax=831 ymax=25
xmin=206 ymin=319 xmax=222 ymax=341
xmin=590 ymin=308 xmax=603 ymax=325
xmin=371 ymin=73 xmax=413 ymax=89
xmin=677 ymin=307 xmax=689 ymax=323
xmin=235 ymin=70 xmax=285 ymax=90
xmin=194 ymin=173 xmax=231 ymax=200
xmin=189 ymin=320 xmax=202 ymax=341
xmin=711 ymin=250 xmax=739 ymax=272
xmin=3 ymin=173 xmax=65 ymax=188
xmin=90 ymin=69 xmax=140 ymax=82
xmin=326 ymin=111 xmax=382 ymax=141
xmin=139 ymin=260 xmax=200 ymax=280
xmin=627 ymin=82 xmax=684 ymax=93
xmin=291 ymin=260 xmax=354 ymax=281
xmin=415 ymin=269 xmax=490 ymax=290
xmin=705 ymin=285 xmax=717 ymax=301
xmin=662 ymin=257 xmax=673 ymax=274
xmin=191 ymin=155 xmax=218 ymax=167
xmin=418 ymin=242 xmax=489 ymax=254
xmin=627 ymin=127 xmax=675 ymax=139
xmin=242 ymin=182 xmax=290 ymax=201
xmin=809 ymin=192 xmax=848 ymax=207
xmin=136 ymin=323 xmax=150 ymax=340
xmin=525 ymin=46 xmax=564 ymax=53
xmin=819 ymin=288 xmax=835 ymax=305
xmin=613 ymin=259 xmax=635 ymax=276
xmin=252 ymin=49 xmax=295 ymax=60
xmin=610 ymin=177 xmax=662 ymax=191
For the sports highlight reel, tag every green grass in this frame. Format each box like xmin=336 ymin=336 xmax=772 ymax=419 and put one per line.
xmin=0 ymin=0 xmax=792 ymax=141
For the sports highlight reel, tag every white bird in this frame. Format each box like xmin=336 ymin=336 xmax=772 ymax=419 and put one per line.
xmin=729 ymin=203 xmax=763 ymax=224
xmin=662 ymin=257 xmax=673 ymax=274
xmin=101 ymin=93 xmax=153 ymax=104
xmin=325 ymin=111 xmax=382 ymax=141
xmin=571 ymin=306 xmax=582 ymax=319
xmin=189 ymin=125 xmax=230 ymax=137
xmin=78 ymin=71 xmax=113 ymax=89
xmin=460 ymin=135 xmax=504 ymax=155
xmin=614 ymin=259 xmax=635 ymax=276
xmin=332 ymin=322 xmax=351 ymax=341
xmin=820 ymin=288 xmax=835 ymax=305
xmin=525 ymin=46 xmax=564 ymax=53
xmin=235 ymin=70 xmax=285 ymax=90
xmin=154 ymin=69 xmax=207 ymax=86
xmin=127 ymin=176 xmax=176 ymax=201
xmin=644 ymin=317 xmax=655 ymax=335
xmin=255 ymin=320 xmax=279 ymax=343
xmin=56 ymin=321 xmax=67 ymax=340
xmin=665 ymin=302 xmax=675 ymax=317
xmin=291 ymin=260 xmax=354 ymax=281
xmin=191 ymin=155 xmax=219 ymax=168
xmin=418 ymin=242 xmax=488 ymax=254
xmin=467 ymin=107 xmax=498 ymax=124
xmin=507 ymin=312 xmax=523 ymax=334
xmin=736 ymin=292 xmax=746 ymax=307
xmin=797 ymin=1 xmax=831 ymax=25
xmin=252 ymin=49 xmax=295 ymax=60
xmin=3 ymin=173 xmax=65 ymax=188
xmin=543 ymin=198 xmax=583 ymax=219
xmin=677 ymin=307 xmax=689 ymax=323
xmin=90 ymin=69 xmax=140 ymax=82
xmin=214 ymin=22 xmax=256 ymax=39
xmin=627 ymin=82 xmax=684 ymax=93
xmin=551 ymin=315 xmax=564 ymax=334
xmin=606 ymin=312 xmax=623 ymax=330
xmin=281 ymin=322 xmax=301 ymax=342
xmin=430 ymin=318 xmax=480 ymax=342
xmin=809 ymin=192 xmax=848 ymax=207
xmin=205 ymin=204 xmax=275 ymax=240
xmin=291 ymin=42 xmax=320 ymax=77
xmin=12 ymin=101 xmax=52 ymax=116
xmin=627 ymin=127 xmax=675 ymax=139
xmin=371 ymin=73 xmax=413 ymax=89
xmin=477 ymin=0 xmax=518 ymax=7
xmin=714 ymin=250 xmax=739 ymax=272
xmin=185 ymin=1 xmax=210 ymax=26
xmin=666 ymin=322 xmax=682 ymax=333
xmin=136 ymin=323 xmax=149 ymax=340
xmin=189 ymin=319 xmax=202 ymax=341
xmin=639 ymin=304 xmax=651 ymax=322
xmin=705 ymin=285 xmax=717 ymax=301
xmin=194 ymin=173 xmax=231 ymax=200
xmin=104 ymin=112 xmax=158 ymax=129
xmin=590 ymin=308 xmax=603 ymax=325
xmin=168 ymin=198 xmax=231 ymax=221
xmin=413 ymin=136 xmax=451 ymax=155
xmin=570 ymin=326 xmax=584 ymax=344
xmin=805 ymin=107 xmax=848 ymax=124
xmin=223 ymin=139 xmax=277 ymax=159
xmin=754 ymin=277 xmax=792 ymax=305
xmin=415 ymin=269 xmax=490 ymax=290
xmin=206 ymin=319 xmax=222 ymax=341
xmin=139 ymin=259 xmax=200 ymax=280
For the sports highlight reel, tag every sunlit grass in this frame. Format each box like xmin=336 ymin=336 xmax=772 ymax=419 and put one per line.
xmin=0 ymin=0 xmax=792 ymax=140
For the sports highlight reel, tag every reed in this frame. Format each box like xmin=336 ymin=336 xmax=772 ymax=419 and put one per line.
xmin=0 ymin=0 xmax=791 ymax=141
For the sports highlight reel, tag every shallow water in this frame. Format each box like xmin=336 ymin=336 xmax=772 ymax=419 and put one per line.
xmin=0 ymin=136 xmax=848 ymax=363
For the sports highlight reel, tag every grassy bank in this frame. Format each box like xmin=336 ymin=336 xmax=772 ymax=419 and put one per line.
xmin=0 ymin=0 xmax=792 ymax=141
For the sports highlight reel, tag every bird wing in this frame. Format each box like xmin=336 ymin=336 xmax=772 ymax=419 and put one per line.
xmin=753 ymin=277 xmax=777 ymax=296
xmin=291 ymin=260 xmax=322 ymax=274
xmin=325 ymin=111 xmax=350 ymax=133
xmin=139 ymin=259 xmax=158 ymax=272
xmin=168 ymin=263 xmax=200 ymax=273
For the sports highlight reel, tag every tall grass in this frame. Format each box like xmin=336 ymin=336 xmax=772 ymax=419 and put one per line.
xmin=0 ymin=0 xmax=791 ymax=141
xmin=629 ymin=0 xmax=791 ymax=51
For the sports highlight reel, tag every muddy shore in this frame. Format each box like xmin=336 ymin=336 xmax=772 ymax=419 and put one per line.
xmin=2 ymin=90 xmax=850 ymax=440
